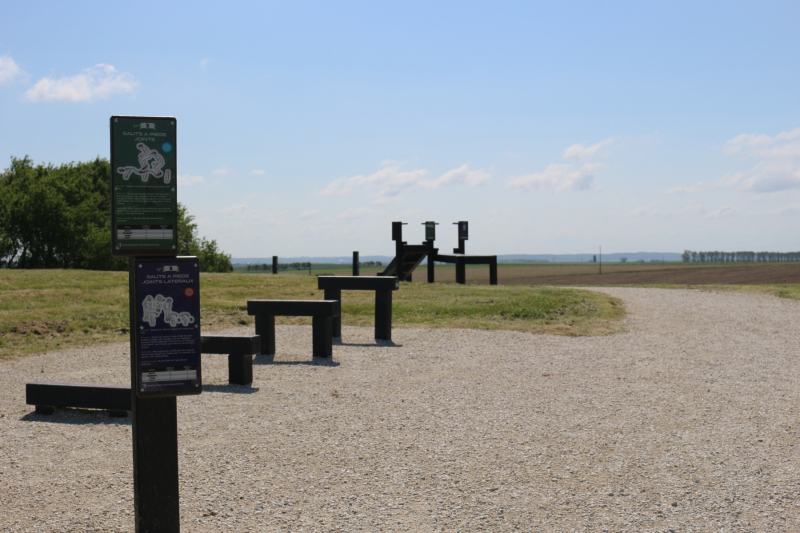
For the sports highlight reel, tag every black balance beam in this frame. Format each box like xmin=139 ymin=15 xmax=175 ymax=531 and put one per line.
xmin=26 ymin=382 xmax=130 ymax=416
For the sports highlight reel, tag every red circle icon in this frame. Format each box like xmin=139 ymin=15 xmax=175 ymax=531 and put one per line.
xmin=184 ymin=287 xmax=195 ymax=297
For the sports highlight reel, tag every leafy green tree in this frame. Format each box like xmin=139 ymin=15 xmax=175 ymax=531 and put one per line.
xmin=0 ymin=156 xmax=124 ymax=269
xmin=0 ymin=156 xmax=232 ymax=272
xmin=176 ymin=203 xmax=232 ymax=272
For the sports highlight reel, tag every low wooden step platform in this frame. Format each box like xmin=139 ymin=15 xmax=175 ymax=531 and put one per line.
xmin=26 ymin=382 xmax=131 ymax=416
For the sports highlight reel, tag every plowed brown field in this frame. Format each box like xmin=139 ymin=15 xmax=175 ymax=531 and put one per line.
xmin=397 ymin=262 xmax=800 ymax=286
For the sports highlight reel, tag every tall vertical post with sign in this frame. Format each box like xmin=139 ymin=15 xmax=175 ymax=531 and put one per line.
xmin=423 ymin=221 xmax=438 ymax=283
xmin=111 ymin=116 xmax=199 ymax=533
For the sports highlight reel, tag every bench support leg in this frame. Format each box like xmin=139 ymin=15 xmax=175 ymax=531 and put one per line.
xmin=228 ymin=353 xmax=253 ymax=385
xmin=375 ymin=290 xmax=392 ymax=341
xmin=324 ymin=288 xmax=342 ymax=338
xmin=490 ymin=258 xmax=498 ymax=285
xmin=456 ymin=258 xmax=466 ymax=284
xmin=255 ymin=315 xmax=276 ymax=355
xmin=312 ymin=316 xmax=333 ymax=359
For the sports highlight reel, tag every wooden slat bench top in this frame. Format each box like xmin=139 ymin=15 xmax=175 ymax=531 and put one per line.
xmin=200 ymin=335 xmax=261 ymax=355
xmin=318 ymin=275 xmax=399 ymax=291
xmin=247 ymin=299 xmax=340 ymax=317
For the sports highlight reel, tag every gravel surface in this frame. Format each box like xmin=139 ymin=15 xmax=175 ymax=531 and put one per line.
xmin=2 ymin=287 xmax=800 ymax=532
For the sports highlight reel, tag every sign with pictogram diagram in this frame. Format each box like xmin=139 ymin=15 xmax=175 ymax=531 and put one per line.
xmin=111 ymin=116 xmax=178 ymax=256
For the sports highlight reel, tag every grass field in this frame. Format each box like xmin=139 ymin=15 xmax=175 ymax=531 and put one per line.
xmin=3 ymin=261 xmax=798 ymax=360
xmin=0 ymin=268 xmax=625 ymax=360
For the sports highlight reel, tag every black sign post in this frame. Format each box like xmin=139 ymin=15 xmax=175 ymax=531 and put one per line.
xmin=113 ymin=116 xmax=198 ymax=533
xmin=453 ymin=221 xmax=468 ymax=254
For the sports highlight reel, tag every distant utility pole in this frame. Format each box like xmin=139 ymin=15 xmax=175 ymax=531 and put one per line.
xmin=599 ymin=246 xmax=602 ymax=275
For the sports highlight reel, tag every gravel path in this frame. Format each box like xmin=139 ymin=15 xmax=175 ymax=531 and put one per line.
xmin=2 ymin=287 xmax=800 ymax=532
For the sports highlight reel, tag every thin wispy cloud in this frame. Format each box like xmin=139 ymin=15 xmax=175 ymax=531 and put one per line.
xmin=719 ymin=128 xmax=800 ymax=193
xmin=562 ymin=139 xmax=614 ymax=159
xmin=0 ymin=55 xmax=23 ymax=85
xmin=212 ymin=168 xmax=232 ymax=175
xmin=705 ymin=206 xmax=737 ymax=219
xmin=25 ymin=64 xmax=139 ymax=102
xmin=510 ymin=140 xmax=611 ymax=193
xmin=249 ymin=170 xmax=266 ymax=176
xmin=321 ymin=207 xmax=372 ymax=223
xmin=318 ymin=163 xmax=490 ymax=203
xmin=508 ymin=162 xmax=604 ymax=193
xmin=298 ymin=209 xmax=320 ymax=219
xmin=178 ymin=173 xmax=205 ymax=186
xmin=201 ymin=58 xmax=210 ymax=70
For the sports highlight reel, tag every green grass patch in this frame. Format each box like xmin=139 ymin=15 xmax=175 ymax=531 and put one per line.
xmin=0 ymin=270 xmax=625 ymax=360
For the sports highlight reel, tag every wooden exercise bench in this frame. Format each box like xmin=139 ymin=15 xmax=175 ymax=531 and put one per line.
xmin=317 ymin=275 xmax=399 ymax=341
xmin=200 ymin=334 xmax=261 ymax=385
xmin=247 ymin=299 xmax=340 ymax=360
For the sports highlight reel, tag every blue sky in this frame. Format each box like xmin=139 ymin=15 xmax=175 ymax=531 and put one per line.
xmin=2 ymin=1 xmax=799 ymax=257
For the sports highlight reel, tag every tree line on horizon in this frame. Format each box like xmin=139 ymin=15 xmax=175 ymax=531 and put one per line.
xmin=681 ymin=250 xmax=800 ymax=263
xmin=0 ymin=156 xmax=232 ymax=272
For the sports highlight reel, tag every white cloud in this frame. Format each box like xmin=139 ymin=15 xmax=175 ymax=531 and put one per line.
xmin=508 ymin=163 xmax=604 ymax=193
xmin=766 ymin=204 xmax=800 ymax=216
xmin=720 ymin=128 xmax=800 ymax=193
xmin=667 ymin=183 xmax=708 ymax=194
xmin=0 ymin=55 xmax=23 ymax=85
xmin=212 ymin=168 xmax=232 ymax=175
xmin=705 ymin=206 xmax=737 ymax=219
xmin=719 ymin=162 xmax=800 ymax=193
xmin=318 ymin=163 xmax=490 ymax=203
xmin=298 ymin=209 xmax=320 ymax=218
xmin=421 ymin=164 xmax=491 ymax=189
xmin=562 ymin=139 xmax=614 ymax=159
xmin=321 ymin=207 xmax=372 ymax=223
xmin=630 ymin=203 xmax=658 ymax=216
xmin=178 ymin=173 xmax=205 ymax=186
xmin=249 ymin=170 xmax=266 ymax=176
xmin=25 ymin=64 xmax=139 ymax=102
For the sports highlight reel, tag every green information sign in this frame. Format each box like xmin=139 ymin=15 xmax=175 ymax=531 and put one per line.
xmin=424 ymin=221 xmax=437 ymax=241
xmin=110 ymin=116 xmax=178 ymax=256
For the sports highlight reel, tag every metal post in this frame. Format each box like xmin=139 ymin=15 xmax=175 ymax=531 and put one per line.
xmin=272 ymin=255 xmax=278 ymax=274
xmin=490 ymin=257 xmax=498 ymax=285
xmin=352 ymin=251 xmax=359 ymax=276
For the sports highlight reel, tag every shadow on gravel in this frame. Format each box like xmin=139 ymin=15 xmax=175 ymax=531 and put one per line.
xmin=202 ymin=384 xmax=260 ymax=394
xmin=20 ymin=410 xmax=131 ymax=426
xmin=332 ymin=339 xmax=403 ymax=348
xmin=253 ymin=355 xmax=340 ymax=367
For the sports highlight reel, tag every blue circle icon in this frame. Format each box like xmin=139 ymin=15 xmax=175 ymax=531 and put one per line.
xmin=162 ymin=142 xmax=173 ymax=153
